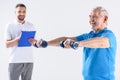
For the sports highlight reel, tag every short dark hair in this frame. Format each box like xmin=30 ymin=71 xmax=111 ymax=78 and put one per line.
xmin=15 ymin=3 xmax=26 ymax=8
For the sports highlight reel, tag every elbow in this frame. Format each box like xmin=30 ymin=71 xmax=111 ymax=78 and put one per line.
xmin=100 ymin=43 xmax=110 ymax=48
xmin=105 ymin=43 xmax=110 ymax=48
xmin=6 ymin=45 xmax=9 ymax=48
xmin=6 ymin=44 xmax=10 ymax=48
xmin=6 ymin=41 xmax=10 ymax=48
xmin=100 ymin=38 xmax=110 ymax=48
xmin=101 ymin=38 xmax=110 ymax=48
xmin=6 ymin=43 xmax=11 ymax=48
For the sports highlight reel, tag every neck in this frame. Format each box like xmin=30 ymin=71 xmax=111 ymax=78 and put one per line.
xmin=94 ymin=28 xmax=104 ymax=33
xmin=94 ymin=26 xmax=107 ymax=33
xmin=17 ymin=19 xmax=25 ymax=24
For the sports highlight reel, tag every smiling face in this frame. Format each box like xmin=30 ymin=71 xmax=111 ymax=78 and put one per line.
xmin=15 ymin=6 xmax=26 ymax=22
xmin=89 ymin=7 xmax=108 ymax=32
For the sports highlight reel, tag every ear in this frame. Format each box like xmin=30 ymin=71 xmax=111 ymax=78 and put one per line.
xmin=14 ymin=11 xmax=16 ymax=15
xmin=104 ymin=16 xmax=108 ymax=23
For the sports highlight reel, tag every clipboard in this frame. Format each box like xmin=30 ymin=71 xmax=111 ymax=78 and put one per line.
xmin=18 ymin=31 xmax=36 ymax=47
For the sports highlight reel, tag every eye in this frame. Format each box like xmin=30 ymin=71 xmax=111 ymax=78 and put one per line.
xmin=18 ymin=11 xmax=21 ymax=13
xmin=89 ymin=15 xmax=91 ymax=18
xmin=23 ymin=11 xmax=26 ymax=13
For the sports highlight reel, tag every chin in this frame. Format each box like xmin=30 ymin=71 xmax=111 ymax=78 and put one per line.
xmin=19 ymin=18 xmax=25 ymax=21
xmin=92 ymin=27 xmax=97 ymax=31
xmin=91 ymin=26 xmax=95 ymax=29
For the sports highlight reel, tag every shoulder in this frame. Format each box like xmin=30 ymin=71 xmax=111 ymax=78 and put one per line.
xmin=5 ymin=21 xmax=16 ymax=30
xmin=103 ymin=28 xmax=116 ymax=39
xmin=25 ymin=21 xmax=36 ymax=31
xmin=6 ymin=21 xmax=15 ymax=26
xmin=25 ymin=21 xmax=34 ymax=27
xmin=105 ymin=28 xmax=115 ymax=35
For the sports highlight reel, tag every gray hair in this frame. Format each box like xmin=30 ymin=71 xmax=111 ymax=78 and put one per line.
xmin=93 ymin=6 xmax=108 ymax=17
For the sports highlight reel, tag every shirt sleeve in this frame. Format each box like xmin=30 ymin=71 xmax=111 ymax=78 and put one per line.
xmin=4 ymin=24 xmax=11 ymax=40
xmin=104 ymin=31 xmax=116 ymax=48
xmin=76 ymin=31 xmax=93 ymax=41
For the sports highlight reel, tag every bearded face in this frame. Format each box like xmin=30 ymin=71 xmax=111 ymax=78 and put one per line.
xmin=15 ymin=7 xmax=26 ymax=21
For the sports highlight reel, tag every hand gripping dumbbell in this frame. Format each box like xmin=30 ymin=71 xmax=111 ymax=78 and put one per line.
xmin=60 ymin=40 xmax=65 ymax=48
xmin=40 ymin=40 xmax=48 ymax=48
xmin=60 ymin=40 xmax=79 ymax=49
xmin=34 ymin=40 xmax=48 ymax=48
xmin=69 ymin=41 xmax=79 ymax=49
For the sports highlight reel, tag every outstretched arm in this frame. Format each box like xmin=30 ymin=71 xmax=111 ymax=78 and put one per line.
xmin=78 ymin=37 xmax=110 ymax=48
xmin=48 ymin=37 xmax=76 ymax=47
xmin=33 ymin=36 xmax=76 ymax=48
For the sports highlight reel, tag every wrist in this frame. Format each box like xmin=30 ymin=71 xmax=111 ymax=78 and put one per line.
xmin=34 ymin=41 xmax=39 ymax=48
xmin=79 ymin=42 xmax=82 ymax=47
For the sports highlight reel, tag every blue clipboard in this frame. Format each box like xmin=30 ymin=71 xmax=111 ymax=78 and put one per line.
xmin=18 ymin=31 xmax=36 ymax=47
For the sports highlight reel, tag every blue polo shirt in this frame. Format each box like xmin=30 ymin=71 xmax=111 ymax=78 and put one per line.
xmin=76 ymin=27 xmax=117 ymax=80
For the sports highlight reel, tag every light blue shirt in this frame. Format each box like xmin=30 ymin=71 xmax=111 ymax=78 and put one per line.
xmin=76 ymin=27 xmax=117 ymax=80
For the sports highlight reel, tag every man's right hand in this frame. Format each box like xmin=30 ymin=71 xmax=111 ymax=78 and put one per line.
xmin=60 ymin=39 xmax=79 ymax=49
xmin=60 ymin=39 xmax=73 ymax=48
xmin=35 ymin=39 xmax=48 ymax=48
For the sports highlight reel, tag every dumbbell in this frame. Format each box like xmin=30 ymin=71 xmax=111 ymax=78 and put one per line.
xmin=60 ymin=40 xmax=79 ymax=49
xmin=60 ymin=40 xmax=65 ymax=48
xmin=70 ymin=41 xmax=79 ymax=49
xmin=34 ymin=40 xmax=48 ymax=48
xmin=40 ymin=40 xmax=48 ymax=48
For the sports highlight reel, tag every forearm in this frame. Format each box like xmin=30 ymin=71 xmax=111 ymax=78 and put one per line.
xmin=48 ymin=37 xmax=77 ymax=47
xmin=48 ymin=37 xmax=67 ymax=46
xmin=79 ymin=37 xmax=110 ymax=48
xmin=6 ymin=38 xmax=19 ymax=48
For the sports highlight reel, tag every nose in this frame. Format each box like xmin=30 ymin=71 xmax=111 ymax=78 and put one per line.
xmin=90 ymin=17 xmax=95 ymax=23
xmin=20 ymin=12 xmax=25 ymax=15
xmin=19 ymin=11 xmax=25 ymax=15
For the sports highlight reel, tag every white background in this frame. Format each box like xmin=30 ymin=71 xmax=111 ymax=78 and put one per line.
xmin=0 ymin=0 xmax=120 ymax=80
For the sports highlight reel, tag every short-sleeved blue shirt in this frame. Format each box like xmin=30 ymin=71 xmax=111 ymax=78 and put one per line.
xmin=76 ymin=28 xmax=117 ymax=80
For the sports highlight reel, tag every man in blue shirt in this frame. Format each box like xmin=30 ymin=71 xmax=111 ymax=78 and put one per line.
xmin=75 ymin=27 xmax=116 ymax=80
xmin=37 ymin=6 xmax=117 ymax=80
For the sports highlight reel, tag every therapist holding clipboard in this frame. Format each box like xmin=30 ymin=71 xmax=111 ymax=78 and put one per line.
xmin=5 ymin=3 xmax=41 ymax=80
